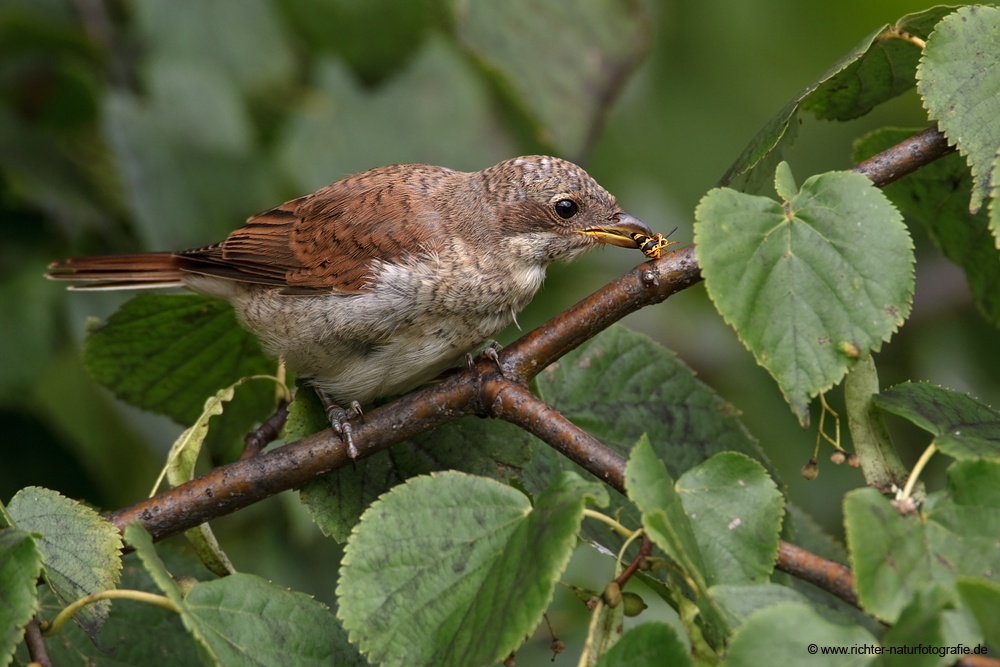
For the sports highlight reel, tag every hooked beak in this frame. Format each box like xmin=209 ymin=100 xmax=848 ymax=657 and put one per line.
xmin=579 ymin=212 xmax=653 ymax=249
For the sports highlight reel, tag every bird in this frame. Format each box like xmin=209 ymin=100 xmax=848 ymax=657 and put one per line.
xmin=48 ymin=155 xmax=654 ymax=458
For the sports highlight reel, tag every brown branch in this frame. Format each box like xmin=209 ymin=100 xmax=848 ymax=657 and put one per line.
xmin=105 ymin=126 xmax=953 ymax=598
xmin=24 ymin=619 xmax=53 ymax=667
xmin=482 ymin=375 xmax=859 ymax=607
xmin=615 ymin=533 xmax=653 ymax=589
xmin=851 ymin=125 xmax=954 ymax=187
xmin=776 ymin=541 xmax=857 ymax=606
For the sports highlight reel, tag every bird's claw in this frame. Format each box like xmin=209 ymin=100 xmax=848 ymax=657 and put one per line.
xmin=317 ymin=390 xmax=361 ymax=460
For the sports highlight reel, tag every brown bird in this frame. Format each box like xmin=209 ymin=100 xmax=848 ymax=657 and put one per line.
xmin=48 ymin=156 xmax=653 ymax=457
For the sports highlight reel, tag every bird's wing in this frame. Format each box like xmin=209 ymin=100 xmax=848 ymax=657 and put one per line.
xmin=182 ymin=165 xmax=455 ymax=294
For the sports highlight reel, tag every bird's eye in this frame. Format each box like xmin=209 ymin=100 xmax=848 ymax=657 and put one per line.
xmin=554 ymin=199 xmax=578 ymax=220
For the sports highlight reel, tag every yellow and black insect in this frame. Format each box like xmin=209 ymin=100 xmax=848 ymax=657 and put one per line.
xmin=631 ymin=229 xmax=678 ymax=260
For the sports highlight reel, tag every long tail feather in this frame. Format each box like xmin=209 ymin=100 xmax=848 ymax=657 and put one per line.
xmin=46 ymin=252 xmax=186 ymax=291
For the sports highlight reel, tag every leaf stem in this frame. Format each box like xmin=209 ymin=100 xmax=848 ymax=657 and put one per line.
xmin=582 ymin=509 xmax=634 ymax=538
xmin=40 ymin=589 xmax=179 ymax=636
xmin=614 ymin=529 xmax=645 ymax=577
xmin=899 ymin=444 xmax=936 ymax=502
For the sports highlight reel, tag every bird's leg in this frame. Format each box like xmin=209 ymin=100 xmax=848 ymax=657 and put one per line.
xmin=316 ymin=389 xmax=363 ymax=460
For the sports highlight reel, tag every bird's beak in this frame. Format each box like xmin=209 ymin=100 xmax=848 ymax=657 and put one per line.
xmin=580 ymin=212 xmax=654 ymax=249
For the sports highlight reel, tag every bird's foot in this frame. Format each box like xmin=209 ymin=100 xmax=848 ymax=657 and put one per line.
xmin=317 ymin=390 xmax=363 ymax=460
xmin=466 ymin=341 xmax=503 ymax=372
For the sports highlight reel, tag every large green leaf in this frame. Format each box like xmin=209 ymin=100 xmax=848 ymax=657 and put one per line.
xmin=7 ymin=487 xmax=122 ymax=640
xmin=720 ymin=6 xmax=950 ymax=193
xmin=528 ymin=324 xmax=769 ymax=553
xmin=82 ymin=294 xmax=276 ymax=453
xmin=453 ymin=0 xmax=649 ymax=159
xmin=917 ymin=5 xmax=1000 ymax=215
xmin=844 ymin=460 xmax=1000 ymax=623
xmin=722 ymin=602 xmax=877 ymax=667
xmin=696 ymin=165 xmax=913 ymax=425
xmin=873 ymin=382 xmax=1000 ymax=461
xmin=337 ymin=471 xmax=607 ymax=667
xmin=676 ymin=453 xmax=783 ymax=586
xmin=854 ymin=126 xmax=1000 ymax=329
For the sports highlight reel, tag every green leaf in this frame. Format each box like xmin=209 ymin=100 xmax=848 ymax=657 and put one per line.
xmin=277 ymin=41 xmax=515 ymax=196
xmin=801 ymin=7 xmax=951 ymax=121
xmin=185 ymin=575 xmax=347 ymax=666
xmin=853 ymin=127 xmax=1000 ymax=328
xmin=82 ymin=294 xmax=276 ymax=454
xmin=594 ymin=622 xmax=692 ymax=667
xmin=125 ymin=522 xmax=184 ymax=608
xmin=956 ymin=577 xmax=1000 ymax=650
xmin=275 ymin=0 xmax=439 ymax=82
xmin=917 ymin=5 xmax=1000 ymax=214
xmin=7 ymin=487 xmax=122 ymax=639
xmin=844 ymin=354 xmax=910 ymax=493
xmin=529 ymin=324 xmax=770 ymax=555
xmin=695 ymin=167 xmax=913 ymax=425
xmin=295 ymin=380 xmax=533 ymax=542
xmin=453 ymin=0 xmax=649 ymax=159
xmin=625 ymin=437 xmax=707 ymax=592
xmin=337 ymin=471 xmax=607 ymax=667
xmin=720 ymin=6 xmax=950 ymax=193
xmin=0 ymin=530 xmax=43 ymax=667
xmin=126 ymin=522 xmax=351 ymax=667
xmin=872 ymin=382 xmax=1000 ymax=460
xmin=40 ymin=545 xmax=211 ymax=666
xmin=774 ymin=161 xmax=798 ymax=200
xmin=844 ymin=460 xmax=1000 ymax=623
xmin=710 ymin=583 xmax=812 ymax=629
xmin=877 ymin=584 xmax=973 ymax=667
xmin=722 ymin=602 xmax=878 ymax=666
xmin=154 ymin=375 xmax=284 ymax=576
xmin=676 ymin=453 xmax=783 ymax=586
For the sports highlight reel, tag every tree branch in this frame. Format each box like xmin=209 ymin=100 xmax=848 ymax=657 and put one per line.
xmin=106 ymin=125 xmax=953 ymax=605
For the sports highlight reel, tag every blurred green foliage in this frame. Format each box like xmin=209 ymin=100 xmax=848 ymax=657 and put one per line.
xmin=2 ymin=0 xmax=998 ymax=663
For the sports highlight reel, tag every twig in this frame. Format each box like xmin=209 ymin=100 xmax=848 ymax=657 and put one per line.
xmin=851 ymin=125 xmax=954 ymax=187
xmin=24 ymin=619 xmax=53 ymax=667
xmin=614 ymin=533 xmax=653 ymax=589
xmin=240 ymin=400 xmax=289 ymax=459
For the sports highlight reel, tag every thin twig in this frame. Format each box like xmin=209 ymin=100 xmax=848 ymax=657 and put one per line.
xmin=24 ymin=619 xmax=53 ymax=667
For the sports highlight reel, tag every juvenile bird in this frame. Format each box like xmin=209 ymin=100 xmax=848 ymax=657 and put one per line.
xmin=48 ymin=156 xmax=653 ymax=457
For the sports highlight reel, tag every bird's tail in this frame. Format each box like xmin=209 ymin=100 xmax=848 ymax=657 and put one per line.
xmin=46 ymin=252 xmax=186 ymax=290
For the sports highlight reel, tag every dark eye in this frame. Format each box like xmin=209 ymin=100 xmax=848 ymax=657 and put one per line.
xmin=554 ymin=199 xmax=578 ymax=219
